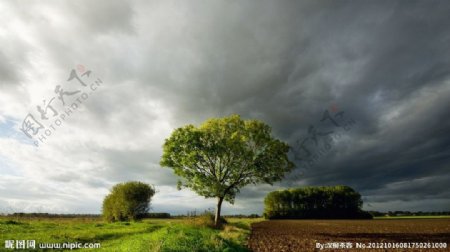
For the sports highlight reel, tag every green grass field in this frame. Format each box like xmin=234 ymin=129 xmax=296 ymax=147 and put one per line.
xmin=3 ymin=215 xmax=449 ymax=251
xmin=0 ymin=216 xmax=262 ymax=251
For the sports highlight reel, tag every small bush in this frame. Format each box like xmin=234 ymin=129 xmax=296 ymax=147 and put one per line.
xmin=102 ymin=181 xmax=155 ymax=222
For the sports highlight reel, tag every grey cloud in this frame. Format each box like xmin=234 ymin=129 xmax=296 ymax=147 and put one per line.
xmin=99 ymin=148 xmax=176 ymax=186
xmin=0 ymin=0 xmax=449 ymax=214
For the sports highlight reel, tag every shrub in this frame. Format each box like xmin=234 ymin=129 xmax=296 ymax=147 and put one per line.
xmin=102 ymin=181 xmax=155 ymax=222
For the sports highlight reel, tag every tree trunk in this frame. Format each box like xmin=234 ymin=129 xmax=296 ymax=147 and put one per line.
xmin=214 ymin=196 xmax=224 ymax=228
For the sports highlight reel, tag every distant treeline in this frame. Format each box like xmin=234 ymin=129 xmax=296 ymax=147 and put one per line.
xmin=4 ymin=212 xmax=172 ymax=219
xmin=264 ymin=185 xmax=372 ymax=219
xmin=5 ymin=213 xmax=101 ymax=218
xmin=176 ymin=210 xmax=260 ymax=218
xmin=223 ymin=214 xmax=260 ymax=218
xmin=139 ymin=212 xmax=171 ymax=218
xmin=369 ymin=211 xmax=450 ymax=217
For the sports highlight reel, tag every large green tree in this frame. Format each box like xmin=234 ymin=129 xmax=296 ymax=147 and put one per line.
xmin=160 ymin=114 xmax=294 ymax=227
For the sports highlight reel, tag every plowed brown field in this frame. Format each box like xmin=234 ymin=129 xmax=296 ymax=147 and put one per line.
xmin=247 ymin=219 xmax=450 ymax=252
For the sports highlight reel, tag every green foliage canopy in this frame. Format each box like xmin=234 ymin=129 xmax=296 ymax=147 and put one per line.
xmin=160 ymin=114 xmax=294 ymax=226
xmin=102 ymin=181 xmax=155 ymax=222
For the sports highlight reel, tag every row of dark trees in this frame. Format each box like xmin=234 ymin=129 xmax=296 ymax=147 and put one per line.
xmin=264 ymin=185 xmax=372 ymax=219
xmin=6 ymin=213 xmax=100 ymax=218
xmin=7 ymin=212 xmax=173 ymax=219
xmin=139 ymin=212 xmax=171 ymax=218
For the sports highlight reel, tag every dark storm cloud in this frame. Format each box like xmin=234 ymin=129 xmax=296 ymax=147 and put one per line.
xmin=291 ymin=2 xmax=450 ymax=211
xmin=140 ymin=0 xmax=450 ymax=211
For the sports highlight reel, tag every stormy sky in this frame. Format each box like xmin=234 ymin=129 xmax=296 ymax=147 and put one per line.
xmin=0 ymin=0 xmax=449 ymax=215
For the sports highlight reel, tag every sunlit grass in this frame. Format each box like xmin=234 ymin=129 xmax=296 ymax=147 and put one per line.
xmin=0 ymin=216 xmax=261 ymax=251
